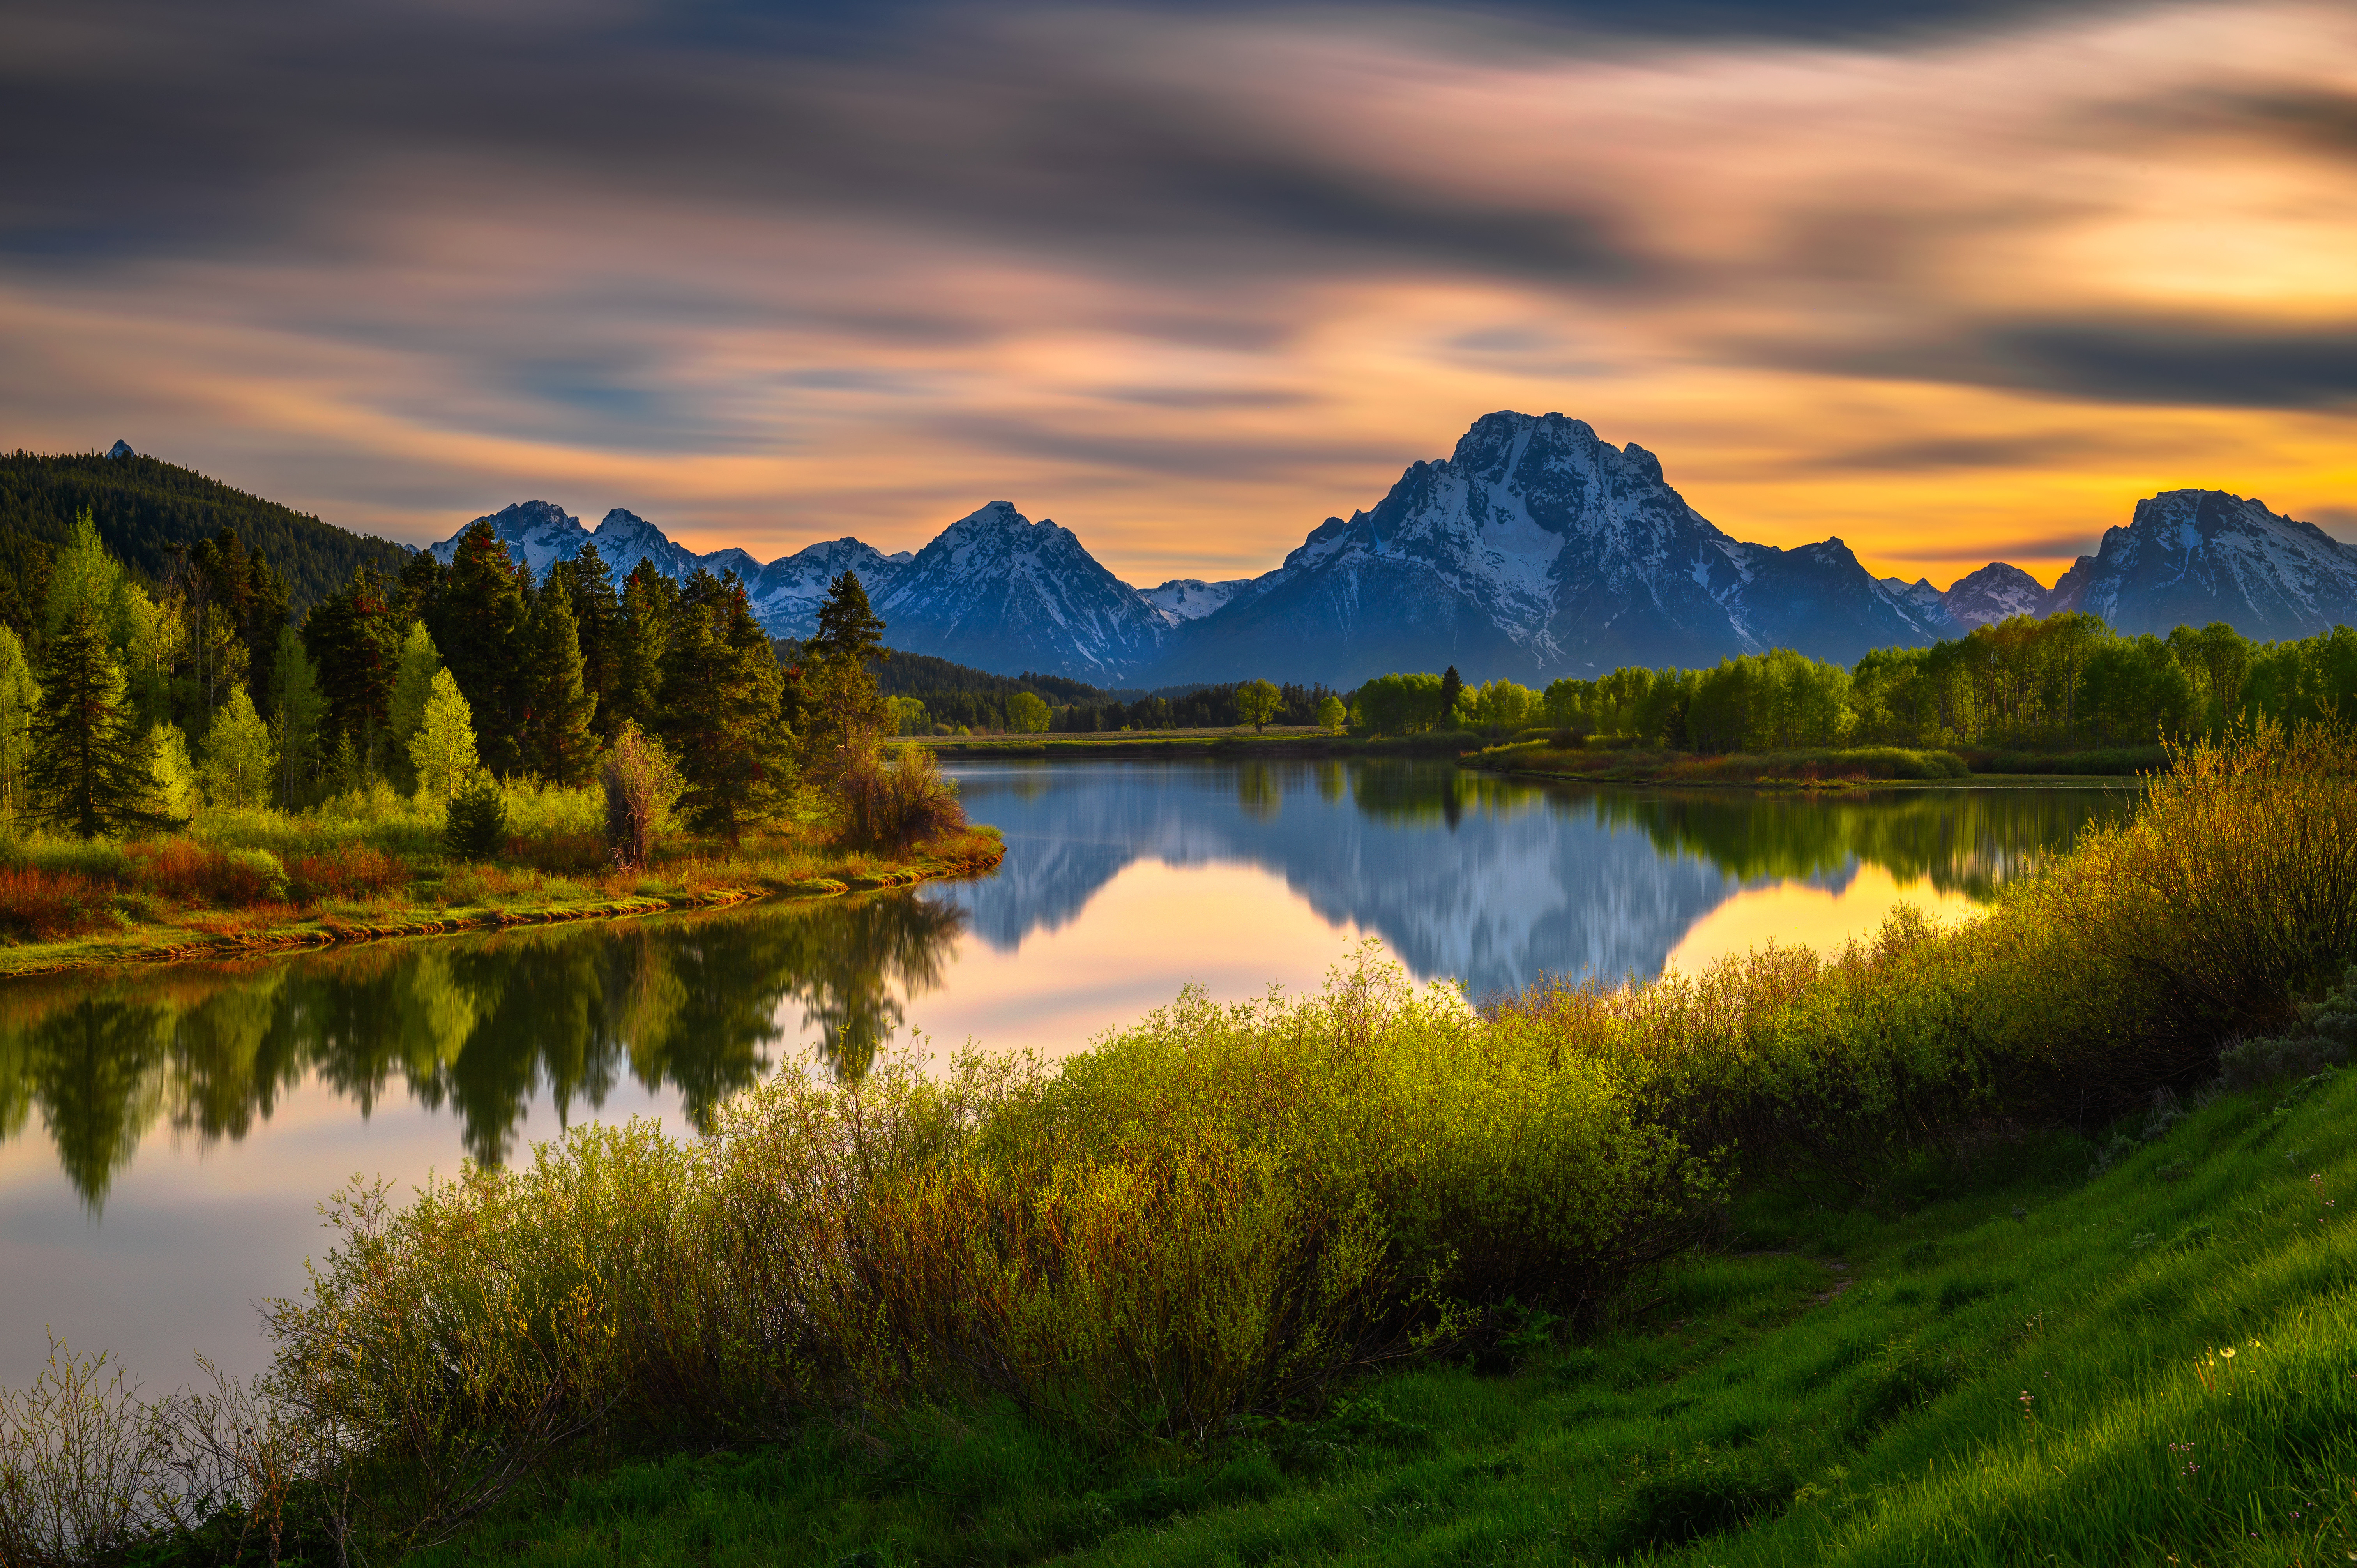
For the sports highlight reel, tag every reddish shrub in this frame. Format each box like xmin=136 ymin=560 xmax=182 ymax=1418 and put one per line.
xmin=0 ymin=867 xmax=113 ymax=941
xmin=287 ymin=844 xmax=410 ymax=903
xmin=126 ymin=840 xmax=284 ymax=907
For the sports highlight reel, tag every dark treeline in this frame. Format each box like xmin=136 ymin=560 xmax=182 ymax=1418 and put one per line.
xmin=813 ymin=643 xmax=1341 ymax=733
xmin=0 ymin=450 xmax=412 ymax=639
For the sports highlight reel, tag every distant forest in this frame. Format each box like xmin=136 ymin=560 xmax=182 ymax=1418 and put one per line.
xmin=0 ymin=450 xmax=413 ymax=639
xmin=772 ymin=639 xmax=1334 ymax=732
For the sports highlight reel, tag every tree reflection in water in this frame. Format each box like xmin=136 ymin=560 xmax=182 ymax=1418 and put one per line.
xmin=0 ymin=891 xmax=966 ymax=1207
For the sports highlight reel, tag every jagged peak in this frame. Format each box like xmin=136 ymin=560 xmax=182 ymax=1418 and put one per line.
xmin=105 ymin=439 xmax=134 ymax=459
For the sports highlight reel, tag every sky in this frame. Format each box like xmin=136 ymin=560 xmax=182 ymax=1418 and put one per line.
xmin=3 ymin=0 xmax=2353 ymax=591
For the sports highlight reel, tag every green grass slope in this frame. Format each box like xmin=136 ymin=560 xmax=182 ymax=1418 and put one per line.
xmin=410 ymin=1063 xmax=2357 ymax=1568
xmin=0 ymin=449 xmax=411 ymax=616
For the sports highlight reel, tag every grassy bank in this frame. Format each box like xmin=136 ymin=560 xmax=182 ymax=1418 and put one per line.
xmin=401 ymin=1061 xmax=2357 ymax=1567
xmin=0 ymin=779 xmax=1002 ymax=977
xmin=919 ymin=727 xmax=1475 ymax=760
xmin=6 ymin=722 xmax=2354 ymax=1566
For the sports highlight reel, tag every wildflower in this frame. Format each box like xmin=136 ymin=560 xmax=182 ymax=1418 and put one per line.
xmin=2220 ymin=1346 xmax=2237 ymax=1359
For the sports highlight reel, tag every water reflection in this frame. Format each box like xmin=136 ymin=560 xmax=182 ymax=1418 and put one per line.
xmin=937 ymin=761 xmax=2130 ymax=999
xmin=0 ymin=894 xmax=965 ymax=1207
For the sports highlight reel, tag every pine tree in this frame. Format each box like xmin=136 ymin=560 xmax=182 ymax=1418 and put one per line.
xmin=302 ymin=565 xmax=400 ymax=779
xmin=523 ymin=582 xmax=599 ymax=785
xmin=611 ymin=560 xmax=676 ymax=736
xmin=409 ymin=668 xmax=481 ymax=799
xmin=396 ymin=547 xmax=446 ymax=632
xmin=200 ymin=688 xmax=277 ymax=807
xmin=802 ymin=570 xmax=890 ymax=755
xmin=0 ymin=625 xmax=37 ymax=820
xmin=27 ymin=601 xmax=166 ymax=837
xmin=438 ymin=521 xmax=528 ymax=776
xmin=660 ymin=573 xmax=792 ymax=842
xmin=552 ymin=542 xmax=620 ymax=736
xmin=1439 ymin=666 xmax=1464 ymax=729
xmin=272 ymin=627 xmax=324 ymax=810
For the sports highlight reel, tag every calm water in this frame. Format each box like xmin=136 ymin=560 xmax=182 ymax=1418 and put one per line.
xmin=0 ymin=760 xmax=2129 ymax=1385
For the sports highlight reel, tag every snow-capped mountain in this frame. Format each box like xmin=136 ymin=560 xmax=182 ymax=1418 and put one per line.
xmin=2043 ymin=490 xmax=2357 ymax=641
xmin=1146 ymin=413 xmax=1951 ymax=687
xmin=428 ymin=425 xmax=2357 ymax=687
xmin=1141 ymin=576 xmax=1262 ymax=625
xmin=869 ymin=502 xmax=1170 ymax=680
xmin=1941 ymin=562 xmax=2050 ymax=630
xmin=429 ymin=501 xmax=713 ymax=584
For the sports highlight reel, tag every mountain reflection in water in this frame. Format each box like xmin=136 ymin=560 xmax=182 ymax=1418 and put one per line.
xmin=0 ymin=894 xmax=964 ymax=1207
xmin=935 ymin=760 xmax=2129 ymax=999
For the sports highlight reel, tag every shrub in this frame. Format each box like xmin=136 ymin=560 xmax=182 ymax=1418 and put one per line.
xmin=838 ymin=745 xmax=968 ymax=851
xmin=125 ymin=841 xmax=290 ymax=906
xmin=444 ymin=775 xmax=509 ymax=862
xmin=285 ymin=844 xmax=408 ymax=904
xmin=0 ymin=867 xmax=112 ymax=940
xmin=2024 ymin=719 xmax=2357 ymax=1082
xmin=601 ymin=723 xmax=684 ymax=871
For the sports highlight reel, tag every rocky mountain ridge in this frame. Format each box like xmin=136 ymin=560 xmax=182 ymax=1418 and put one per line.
xmin=429 ymin=415 xmax=2357 ymax=683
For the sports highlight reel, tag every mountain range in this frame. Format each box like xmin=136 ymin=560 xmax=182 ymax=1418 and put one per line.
xmin=431 ymin=412 xmax=2357 ymax=685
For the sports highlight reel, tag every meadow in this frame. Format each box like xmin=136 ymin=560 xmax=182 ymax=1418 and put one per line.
xmin=3 ymin=719 xmax=2354 ymax=1567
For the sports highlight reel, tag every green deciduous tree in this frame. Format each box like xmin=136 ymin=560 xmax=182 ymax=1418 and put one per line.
xmin=1005 ymin=690 xmax=1051 ymax=733
xmin=28 ymin=602 xmax=167 ymax=837
xmin=0 ymin=625 xmax=38 ymax=820
xmin=272 ymin=627 xmax=324 ymax=810
xmin=200 ymin=688 xmax=277 ymax=808
xmin=409 ymin=668 xmax=481 ymax=800
xmin=1234 ymin=679 xmax=1281 ymax=731
xmin=1316 ymin=694 xmax=1346 ymax=734
xmin=385 ymin=621 xmax=442 ymax=791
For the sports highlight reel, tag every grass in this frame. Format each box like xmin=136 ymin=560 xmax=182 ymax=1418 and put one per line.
xmin=1471 ymin=742 xmax=1975 ymax=787
xmin=0 ymin=777 xmax=1004 ymax=976
xmin=392 ymin=1061 xmax=2357 ymax=1568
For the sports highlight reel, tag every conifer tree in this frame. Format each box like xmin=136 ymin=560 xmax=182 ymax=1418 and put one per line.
xmin=0 ymin=625 xmax=37 ymax=821
xmin=200 ymin=689 xmax=277 ymax=808
xmin=523 ymin=582 xmax=599 ymax=785
xmin=612 ymin=560 xmax=676 ymax=736
xmin=409 ymin=668 xmax=481 ymax=799
xmin=302 ymin=565 xmax=400 ymax=778
xmin=272 ymin=627 xmax=324 ymax=810
xmin=1439 ymin=666 xmax=1464 ymax=729
xmin=660 ymin=572 xmax=792 ymax=842
xmin=551 ymin=542 xmax=620 ymax=735
xmin=438 ymin=522 xmax=528 ymax=775
xmin=802 ymin=570 xmax=889 ymax=755
xmin=28 ymin=601 xmax=165 ymax=837
xmin=396 ymin=547 xmax=446 ymax=632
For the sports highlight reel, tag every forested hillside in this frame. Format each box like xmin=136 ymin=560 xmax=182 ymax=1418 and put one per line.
xmin=0 ymin=450 xmax=411 ymax=633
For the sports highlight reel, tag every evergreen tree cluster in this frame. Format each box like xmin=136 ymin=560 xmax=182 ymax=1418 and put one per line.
xmin=1 ymin=514 xmax=828 ymax=845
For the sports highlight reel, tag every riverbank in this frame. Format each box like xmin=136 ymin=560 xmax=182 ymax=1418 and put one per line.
xmin=0 ymin=827 xmax=1004 ymax=978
